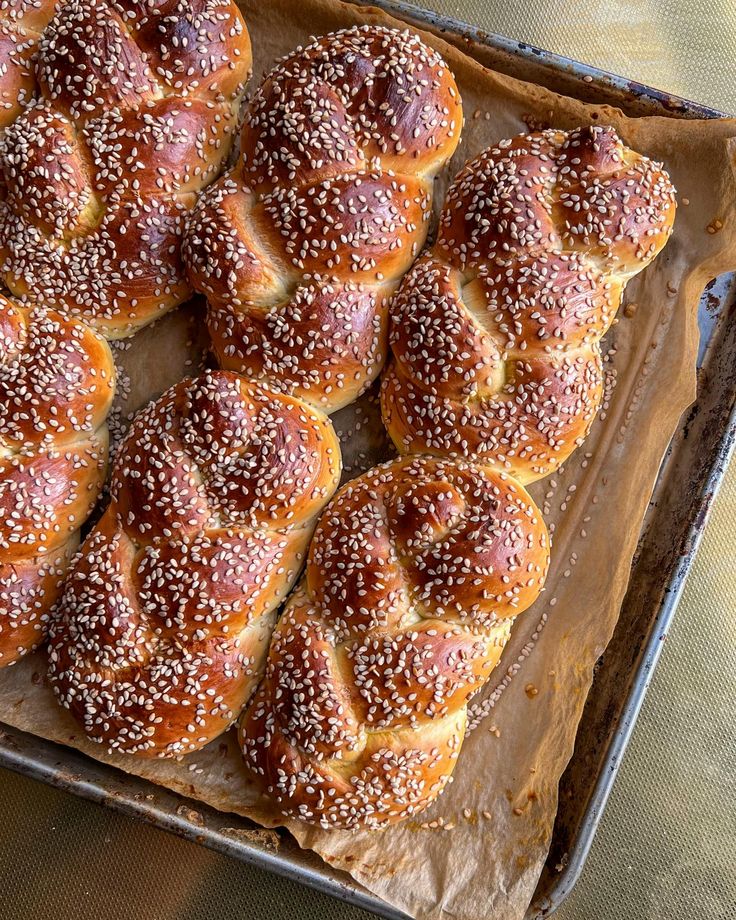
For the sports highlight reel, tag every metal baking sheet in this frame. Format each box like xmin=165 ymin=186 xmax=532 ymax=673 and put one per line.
xmin=1 ymin=3 xmax=734 ymax=918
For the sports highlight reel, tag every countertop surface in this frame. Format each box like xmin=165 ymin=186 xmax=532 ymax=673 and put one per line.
xmin=1 ymin=2 xmax=735 ymax=919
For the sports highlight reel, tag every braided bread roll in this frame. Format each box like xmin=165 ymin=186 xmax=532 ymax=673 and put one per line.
xmin=48 ymin=371 xmax=341 ymax=756
xmin=0 ymin=0 xmax=251 ymax=338
xmin=184 ymin=26 xmax=462 ymax=412
xmin=240 ymin=455 xmax=549 ymax=828
xmin=382 ymin=125 xmax=677 ymax=482
xmin=0 ymin=293 xmax=115 ymax=666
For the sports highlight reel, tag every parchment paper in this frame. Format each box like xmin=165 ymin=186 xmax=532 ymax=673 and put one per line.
xmin=1 ymin=2 xmax=736 ymax=918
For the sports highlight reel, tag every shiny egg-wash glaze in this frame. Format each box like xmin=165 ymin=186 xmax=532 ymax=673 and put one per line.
xmin=240 ymin=455 xmax=549 ymax=828
xmin=0 ymin=294 xmax=115 ymax=665
xmin=382 ymin=126 xmax=676 ymax=482
xmin=48 ymin=372 xmax=341 ymax=757
xmin=184 ymin=25 xmax=462 ymax=412
xmin=0 ymin=0 xmax=252 ymax=338
xmin=0 ymin=1 xmax=57 ymax=132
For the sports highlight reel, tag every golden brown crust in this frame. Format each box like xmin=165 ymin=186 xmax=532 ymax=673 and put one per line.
xmin=0 ymin=0 xmax=252 ymax=338
xmin=239 ymin=455 xmax=548 ymax=828
xmin=0 ymin=292 xmax=115 ymax=666
xmin=0 ymin=1 xmax=57 ymax=132
xmin=381 ymin=126 xmax=677 ymax=482
xmin=48 ymin=371 xmax=342 ymax=757
xmin=184 ymin=25 xmax=462 ymax=411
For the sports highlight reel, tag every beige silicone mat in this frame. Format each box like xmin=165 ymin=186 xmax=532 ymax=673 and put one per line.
xmin=1 ymin=2 xmax=734 ymax=919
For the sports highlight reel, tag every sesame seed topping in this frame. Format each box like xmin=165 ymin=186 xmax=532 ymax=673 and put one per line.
xmin=47 ymin=370 xmax=341 ymax=756
xmin=239 ymin=454 xmax=548 ymax=829
xmin=0 ymin=293 xmax=115 ymax=666
xmin=381 ymin=125 xmax=677 ymax=483
xmin=183 ymin=25 xmax=462 ymax=413
xmin=0 ymin=0 xmax=252 ymax=338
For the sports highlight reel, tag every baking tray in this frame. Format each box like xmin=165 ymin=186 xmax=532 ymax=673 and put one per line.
xmin=1 ymin=3 xmax=734 ymax=918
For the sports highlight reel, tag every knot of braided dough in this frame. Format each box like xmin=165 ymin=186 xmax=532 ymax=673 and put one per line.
xmin=48 ymin=371 xmax=341 ymax=757
xmin=240 ymin=454 xmax=549 ymax=828
xmin=0 ymin=292 xmax=114 ymax=666
xmin=184 ymin=25 xmax=462 ymax=412
xmin=0 ymin=0 xmax=251 ymax=338
xmin=0 ymin=1 xmax=56 ymax=132
xmin=382 ymin=125 xmax=677 ymax=482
